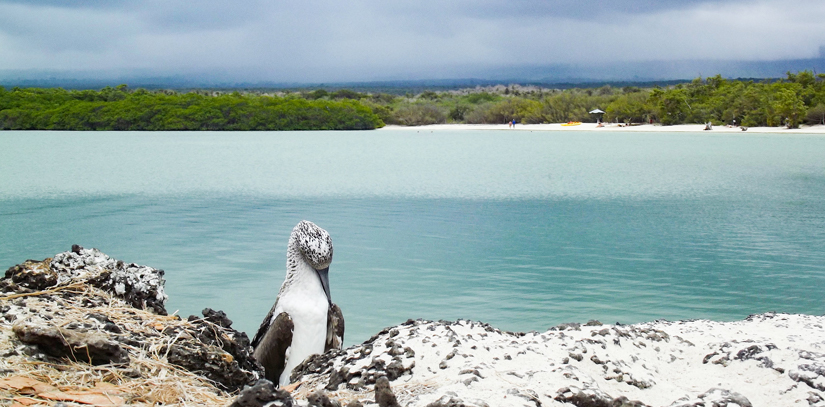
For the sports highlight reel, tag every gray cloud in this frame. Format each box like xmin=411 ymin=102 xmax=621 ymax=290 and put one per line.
xmin=1 ymin=0 xmax=823 ymax=82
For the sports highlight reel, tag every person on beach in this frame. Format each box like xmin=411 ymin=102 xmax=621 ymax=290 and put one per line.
xmin=511 ymin=119 xmax=516 ymax=128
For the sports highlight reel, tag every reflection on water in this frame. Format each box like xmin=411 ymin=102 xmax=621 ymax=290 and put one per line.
xmin=1 ymin=130 xmax=824 ymax=344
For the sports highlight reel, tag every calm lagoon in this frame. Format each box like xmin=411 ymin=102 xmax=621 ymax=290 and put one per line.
xmin=1 ymin=130 xmax=824 ymax=345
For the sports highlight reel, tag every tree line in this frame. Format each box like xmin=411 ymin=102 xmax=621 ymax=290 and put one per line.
xmin=2 ymin=71 xmax=824 ymax=130
xmin=0 ymin=85 xmax=384 ymax=130
xmin=361 ymin=71 xmax=825 ymax=128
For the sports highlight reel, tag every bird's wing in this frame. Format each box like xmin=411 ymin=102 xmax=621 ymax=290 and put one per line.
xmin=325 ymin=303 xmax=345 ymax=352
xmin=252 ymin=311 xmax=294 ymax=385
xmin=251 ymin=301 xmax=279 ymax=348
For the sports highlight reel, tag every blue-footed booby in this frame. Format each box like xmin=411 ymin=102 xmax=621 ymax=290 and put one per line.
xmin=252 ymin=220 xmax=345 ymax=386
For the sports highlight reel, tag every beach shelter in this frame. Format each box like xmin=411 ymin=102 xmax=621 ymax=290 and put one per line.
xmin=589 ymin=109 xmax=605 ymax=123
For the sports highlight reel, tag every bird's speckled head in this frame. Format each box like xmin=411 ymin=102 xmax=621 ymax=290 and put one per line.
xmin=291 ymin=220 xmax=333 ymax=270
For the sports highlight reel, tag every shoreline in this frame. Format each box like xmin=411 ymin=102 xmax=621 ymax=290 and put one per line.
xmin=379 ymin=122 xmax=825 ymax=134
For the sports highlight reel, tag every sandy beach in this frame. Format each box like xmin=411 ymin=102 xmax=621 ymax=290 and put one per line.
xmin=380 ymin=123 xmax=825 ymax=134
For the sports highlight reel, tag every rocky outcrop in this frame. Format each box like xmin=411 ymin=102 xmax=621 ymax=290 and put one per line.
xmin=293 ymin=314 xmax=825 ymax=406
xmin=4 ymin=248 xmax=825 ymax=406
xmin=4 ymin=245 xmax=168 ymax=315
xmin=53 ymin=244 xmax=168 ymax=314
xmin=1 ymin=246 xmax=262 ymax=405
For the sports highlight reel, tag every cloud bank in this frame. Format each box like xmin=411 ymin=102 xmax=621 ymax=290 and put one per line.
xmin=1 ymin=0 xmax=823 ymax=82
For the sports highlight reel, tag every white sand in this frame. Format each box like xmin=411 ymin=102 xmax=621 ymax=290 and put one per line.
xmin=379 ymin=123 xmax=825 ymax=134
xmin=295 ymin=313 xmax=825 ymax=407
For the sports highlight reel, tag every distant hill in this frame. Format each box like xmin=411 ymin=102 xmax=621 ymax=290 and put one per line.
xmin=1 ymin=58 xmax=823 ymax=92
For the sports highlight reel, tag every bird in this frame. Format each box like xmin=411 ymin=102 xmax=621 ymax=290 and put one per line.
xmin=252 ymin=220 xmax=345 ymax=386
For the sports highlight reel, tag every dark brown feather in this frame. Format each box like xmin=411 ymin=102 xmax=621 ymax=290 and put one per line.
xmin=252 ymin=312 xmax=294 ymax=384
xmin=325 ymin=303 xmax=345 ymax=352
xmin=251 ymin=302 xmax=277 ymax=349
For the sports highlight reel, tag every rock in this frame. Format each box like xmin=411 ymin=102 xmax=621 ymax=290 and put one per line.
xmin=200 ymin=307 xmax=233 ymax=328
xmin=668 ymin=388 xmax=752 ymax=407
xmin=48 ymin=245 xmax=168 ymax=314
xmin=346 ymin=401 xmax=364 ymax=407
xmin=12 ymin=322 xmax=129 ymax=365
xmin=386 ymin=358 xmax=406 ymax=380
xmin=4 ymin=259 xmax=57 ymax=290
xmin=1 ymin=246 xmax=169 ymax=315
xmin=789 ymin=351 xmax=825 ymax=392
xmin=291 ymin=350 xmax=343 ymax=383
xmin=2 ymin=247 xmax=263 ymax=398
xmin=229 ymin=379 xmax=295 ymax=407
xmin=168 ymin=308 xmax=262 ymax=392
xmin=326 ymin=367 xmax=347 ymax=391
xmin=554 ymin=386 xmax=650 ymax=407
xmin=556 ymin=322 xmax=582 ymax=331
xmin=425 ymin=394 xmax=486 ymax=407
xmin=375 ymin=377 xmax=400 ymax=407
xmin=308 ymin=390 xmax=341 ymax=407
xmin=85 ymin=313 xmax=122 ymax=333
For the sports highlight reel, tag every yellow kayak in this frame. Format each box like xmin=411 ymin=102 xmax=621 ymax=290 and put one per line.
xmin=561 ymin=121 xmax=582 ymax=126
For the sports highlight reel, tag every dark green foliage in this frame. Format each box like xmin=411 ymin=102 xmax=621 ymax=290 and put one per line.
xmin=389 ymin=103 xmax=446 ymax=126
xmin=466 ymin=92 xmax=499 ymax=104
xmin=419 ymin=91 xmax=439 ymax=100
xmin=645 ymin=73 xmax=825 ymax=127
xmin=448 ymin=104 xmax=470 ymax=122
xmin=306 ymin=89 xmax=329 ymax=100
xmin=0 ymin=86 xmax=384 ymax=131
xmin=330 ymin=89 xmax=366 ymax=100
xmin=606 ymin=92 xmax=651 ymax=124
xmin=806 ymin=103 xmax=825 ymax=125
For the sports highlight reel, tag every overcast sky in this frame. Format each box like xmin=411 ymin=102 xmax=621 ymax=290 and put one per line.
xmin=1 ymin=0 xmax=823 ymax=82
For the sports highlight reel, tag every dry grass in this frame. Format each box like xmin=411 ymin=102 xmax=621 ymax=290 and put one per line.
xmin=0 ymin=283 xmax=236 ymax=406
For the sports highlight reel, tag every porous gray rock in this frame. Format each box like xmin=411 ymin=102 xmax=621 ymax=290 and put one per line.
xmin=425 ymin=395 xmax=483 ymax=407
xmin=169 ymin=308 xmax=262 ymax=392
xmin=789 ymin=351 xmax=825 ymax=392
xmin=51 ymin=245 xmax=168 ymax=314
xmin=554 ymin=386 xmax=651 ymax=407
xmin=375 ymin=376 xmax=400 ymax=407
xmin=668 ymin=388 xmax=752 ymax=407
xmin=4 ymin=259 xmax=57 ymax=290
xmin=229 ymin=379 xmax=295 ymax=407
xmin=307 ymin=390 xmax=341 ymax=407
xmin=12 ymin=322 xmax=129 ymax=365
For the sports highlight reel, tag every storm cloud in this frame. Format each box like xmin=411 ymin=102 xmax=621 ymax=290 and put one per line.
xmin=1 ymin=0 xmax=823 ymax=82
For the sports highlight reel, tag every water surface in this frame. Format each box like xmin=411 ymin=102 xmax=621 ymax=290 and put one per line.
xmin=2 ymin=130 xmax=824 ymax=344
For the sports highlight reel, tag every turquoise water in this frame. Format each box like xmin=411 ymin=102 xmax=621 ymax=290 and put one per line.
xmin=1 ymin=130 xmax=824 ymax=345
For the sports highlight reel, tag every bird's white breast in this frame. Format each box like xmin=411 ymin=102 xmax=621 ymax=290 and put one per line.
xmin=272 ymin=261 xmax=328 ymax=385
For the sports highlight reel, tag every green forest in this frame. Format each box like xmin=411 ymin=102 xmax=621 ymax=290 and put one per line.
xmin=0 ymin=85 xmax=384 ymax=130
xmin=1 ymin=71 xmax=824 ymax=130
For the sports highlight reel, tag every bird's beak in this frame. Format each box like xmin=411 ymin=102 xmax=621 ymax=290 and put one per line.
xmin=316 ymin=267 xmax=332 ymax=306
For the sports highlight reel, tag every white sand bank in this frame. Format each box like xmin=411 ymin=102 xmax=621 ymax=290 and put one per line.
xmin=380 ymin=123 xmax=825 ymax=134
